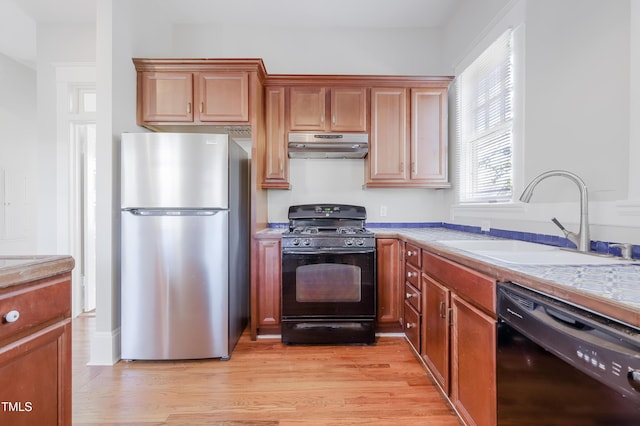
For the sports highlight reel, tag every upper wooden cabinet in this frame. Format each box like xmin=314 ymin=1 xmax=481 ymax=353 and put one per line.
xmin=288 ymin=86 xmax=367 ymax=133
xmin=263 ymin=86 xmax=289 ymax=189
xmin=366 ymin=84 xmax=451 ymax=188
xmin=138 ymin=71 xmax=248 ymax=125
xmin=133 ymin=58 xmax=267 ymax=129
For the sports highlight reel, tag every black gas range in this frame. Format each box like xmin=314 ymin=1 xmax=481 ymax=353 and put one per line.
xmin=281 ymin=204 xmax=375 ymax=250
xmin=281 ymin=204 xmax=377 ymax=345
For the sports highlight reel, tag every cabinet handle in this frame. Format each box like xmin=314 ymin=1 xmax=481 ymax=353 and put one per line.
xmin=400 ymin=162 xmax=404 ymax=172
xmin=412 ymin=161 xmax=417 ymax=175
xmin=447 ymin=308 xmax=453 ymax=326
xmin=199 ymin=102 xmax=204 ymax=113
xmin=279 ymin=159 xmax=283 ymax=173
xmin=3 ymin=310 xmax=20 ymax=323
xmin=406 ymin=292 xmax=417 ymax=299
xmin=439 ymin=302 xmax=446 ymax=319
xmin=187 ymin=102 xmax=191 ymax=114
xmin=321 ymin=114 xmax=325 ymax=124
xmin=407 ymin=250 xmax=414 ymax=256
xmin=406 ymin=322 xmax=416 ymax=329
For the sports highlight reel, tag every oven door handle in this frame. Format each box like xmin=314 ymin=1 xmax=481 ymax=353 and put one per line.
xmin=282 ymin=249 xmax=375 ymax=255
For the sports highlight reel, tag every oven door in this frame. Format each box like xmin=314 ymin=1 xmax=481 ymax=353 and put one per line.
xmin=281 ymin=248 xmax=376 ymax=319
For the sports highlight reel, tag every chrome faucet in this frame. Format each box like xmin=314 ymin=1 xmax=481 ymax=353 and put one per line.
xmin=519 ymin=170 xmax=591 ymax=252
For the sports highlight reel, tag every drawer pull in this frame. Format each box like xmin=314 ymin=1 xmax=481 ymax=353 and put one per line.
xmin=407 ymin=271 xmax=417 ymax=278
xmin=406 ymin=322 xmax=416 ymax=329
xmin=3 ymin=310 xmax=20 ymax=323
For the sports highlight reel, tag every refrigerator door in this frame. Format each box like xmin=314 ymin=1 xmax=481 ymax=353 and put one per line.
xmin=121 ymin=133 xmax=228 ymax=209
xmin=121 ymin=209 xmax=229 ymax=360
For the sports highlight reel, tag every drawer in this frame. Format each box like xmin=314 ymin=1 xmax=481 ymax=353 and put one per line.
xmin=422 ymin=251 xmax=496 ymax=314
xmin=404 ymin=282 xmax=421 ymax=313
xmin=405 ymin=242 xmax=421 ymax=268
xmin=403 ymin=300 xmax=421 ymax=351
xmin=0 ymin=276 xmax=71 ymax=343
xmin=405 ymin=262 xmax=421 ymax=290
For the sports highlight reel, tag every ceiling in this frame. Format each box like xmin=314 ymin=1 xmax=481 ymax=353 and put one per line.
xmin=1 ymin=0 xmax=460 ymax=67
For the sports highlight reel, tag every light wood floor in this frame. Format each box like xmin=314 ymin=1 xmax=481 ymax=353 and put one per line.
xmin=72 ymin=314 xmax=461 ymax=425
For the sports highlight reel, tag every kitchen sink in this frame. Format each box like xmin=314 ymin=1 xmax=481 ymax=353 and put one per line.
xmin=438 ymin=239 xmax=635 ymax=265
xmin=438 ymin=239 xmax=557 ymax=252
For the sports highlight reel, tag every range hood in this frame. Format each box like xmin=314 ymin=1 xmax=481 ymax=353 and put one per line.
xmin=288 ymin=133 xmax=369 ymax=159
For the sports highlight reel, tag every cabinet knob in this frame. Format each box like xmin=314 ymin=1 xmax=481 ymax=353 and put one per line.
xmin=3 ymin=310 xmax=20 ymax=323
xmin=407 ymin=271 xmax=417 ymax=278
xmin=406 ymin=322 xmax=416 ymax=329
xmin=406 ymin=292 xmax=417 ymax=299
xmin=407 ymin=250 xmax=414 ymax=256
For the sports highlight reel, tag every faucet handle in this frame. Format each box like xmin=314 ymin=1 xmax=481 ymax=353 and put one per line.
xmin=610 ymin=243 xmax=633 ymax=260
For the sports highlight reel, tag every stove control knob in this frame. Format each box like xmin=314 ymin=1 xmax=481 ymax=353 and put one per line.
xmin=356 ymin=238 xmax=365 ymax=246
xmin=345 ymin=239 xmax=354 ymax=246
xmin=291 ymin=238 xmax=300 ymax=246
xmin=302 ymin=239 xmax=311 ymax=246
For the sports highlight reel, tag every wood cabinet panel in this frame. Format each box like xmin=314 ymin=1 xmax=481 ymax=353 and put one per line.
xmin=139 ymin=71 xmax=194 ymax=123
xmin=254 ymin=238 xmax=282 ymax=334
xmin=197 ymin=72 xmax=249 ymax=122
xmin=403 ymin=300 xmax=421 ymax=351
xmin=289 ymin=87 xmax=326 ymax=131
xmin=422 ymin=273 xmax=450 ymax=394
xmin=376 ymin=238 xmax=403 ymax=331
xmin=422 ymin=250 xmax=496 ymax=314
xmin=410 ymin=88 xmax=449 ymax=184
xmin=263 ymin=86 xmax=289 ymax=188
xmin=368 ymin=88 xmax=408 ymax=183
xmin=330 ymin=87 xmax=367 ymax=132
xmin=451 ymin=294 xmax=497 ymax=426
xmin=404 ymin=282 xmax=421 ymax=313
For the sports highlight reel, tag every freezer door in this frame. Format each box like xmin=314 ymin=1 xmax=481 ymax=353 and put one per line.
xmin=121 ymin=209 xmax=229 ymax=360
xmin=121 ymin=133 xmax=228 ymax=209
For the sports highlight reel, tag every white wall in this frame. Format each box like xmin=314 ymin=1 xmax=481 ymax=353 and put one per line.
xmin=0 ymin=53 xmax=37 ymax=254
xmin=442 ymin=0 xmax=640 ymax=244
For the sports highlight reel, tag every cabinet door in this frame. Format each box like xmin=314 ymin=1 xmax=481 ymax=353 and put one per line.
xmin=263 ymin=87 xmax=289 ymax=188
xmin=0 ymin=321 xmax=71 ymax=426
xmin=330 ymin=87 xmax=367 ymax=132
xmin=422 ymin=274 xmax=450 ymax=394
xmin=139 ymin=71 xmax=194 ymax=122
xmin=376 ymin=238 xmax=403 ymax=332
xmin=451 ymin=294 xmax=497 ymax=426
xmin=254 ymin=238 xmax=282 ymax=334
xmin=410 ymin=88 xmax=449 ymax=185
xmin=289 ymin=87 xmax=326 ymax=131
xmin=197 ymin=72 xmax=249 ymax=122
xmin=367 ymin=88 xmax=408 ymax=184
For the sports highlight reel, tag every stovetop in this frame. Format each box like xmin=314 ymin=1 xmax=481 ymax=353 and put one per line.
xmin=282 ymin=204 xmax=374 ymax=249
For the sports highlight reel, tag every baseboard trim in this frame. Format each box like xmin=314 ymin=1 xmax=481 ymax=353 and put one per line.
xmin=87 ymin=327 xmax=121 ymax=366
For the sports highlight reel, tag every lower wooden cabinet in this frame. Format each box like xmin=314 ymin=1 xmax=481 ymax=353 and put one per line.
xmin=376 ymin=238 xmax=403 ymax=332
xmin=420 ymin=250 xmax=497 ymax=426
xmin=422 ymin=274 xmax=450 ymax=393
xmin=0 ymin=273 xmax=72 ymax=426
xmin=451 ymin=294 xmax=497 ymax=426
xmin=252 ymin=237 xmax=282 ymax=338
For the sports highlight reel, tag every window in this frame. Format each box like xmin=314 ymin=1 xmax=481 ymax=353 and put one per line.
xmin=457 ymin=29 xmax=514 ymax=203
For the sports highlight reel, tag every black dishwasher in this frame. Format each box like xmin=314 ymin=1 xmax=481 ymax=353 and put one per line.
xmin=497 ymin=282 xmax=640 ymax=425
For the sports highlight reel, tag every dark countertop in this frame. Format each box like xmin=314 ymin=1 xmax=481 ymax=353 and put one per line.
xmin=0 ymin=255 xmax=75 ymax=290
xmin=372 ymin=228 xmax=640 ymax=329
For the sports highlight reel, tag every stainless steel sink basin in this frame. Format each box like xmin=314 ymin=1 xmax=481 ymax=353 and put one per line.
xmin=438 ymin=239 xmax=635 ymax=265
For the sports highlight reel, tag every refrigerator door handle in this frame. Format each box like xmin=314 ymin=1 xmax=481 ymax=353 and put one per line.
xmin=126 ymin=209 xmax=222 ymax=216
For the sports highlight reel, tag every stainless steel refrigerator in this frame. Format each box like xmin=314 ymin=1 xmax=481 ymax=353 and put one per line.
xmin=120 ymin=132 xmax=249 ymax=360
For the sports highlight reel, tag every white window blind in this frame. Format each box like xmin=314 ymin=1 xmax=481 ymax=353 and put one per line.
xmin=457 ymin=29 xmax=514 ymax=203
